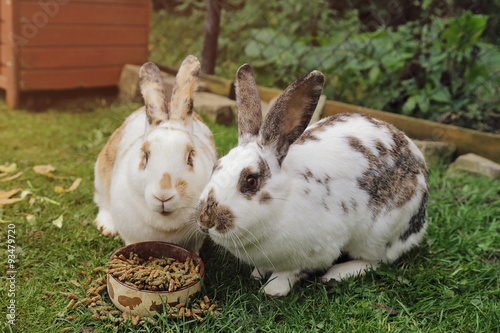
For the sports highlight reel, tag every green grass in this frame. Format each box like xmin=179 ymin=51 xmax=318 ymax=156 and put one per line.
xmin=0 ymin=99 xmax=499 ymax=332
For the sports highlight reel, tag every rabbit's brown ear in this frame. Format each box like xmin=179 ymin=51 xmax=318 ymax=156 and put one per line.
xmin=235 ymin=64 xmax=262 ymax=144
xmin=260 ymin=70 xmax=324 ymax=165
xmin=140 ymin=62 xmax=170 ymax=126
xmin=170 ymin=55 xmax=200 ymax=124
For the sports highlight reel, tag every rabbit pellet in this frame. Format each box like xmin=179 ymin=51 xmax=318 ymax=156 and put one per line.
xmin=67 ymin=261 xmax=219 ymax=326
xmin=106 ymin=252 xmax=201 ymax=292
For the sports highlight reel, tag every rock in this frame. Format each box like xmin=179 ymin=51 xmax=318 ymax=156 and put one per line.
xmin=448 ymin=153 xmax=500 ymax=178
xmin=118 ymin=64 xmax=207 ymax=103
xmin=193 ymin=92 xmax=237 ymax=125
xmin=262 ymin=95 xmax=326 ymax=126
xmin=412 ymin=140 xmax=456 ymax=166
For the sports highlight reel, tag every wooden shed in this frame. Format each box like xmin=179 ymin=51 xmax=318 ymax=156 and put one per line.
xmin=0 ymin=0 xmax=151 ymax=108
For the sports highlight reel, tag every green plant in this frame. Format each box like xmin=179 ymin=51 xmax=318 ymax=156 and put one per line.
xmin=149 ymin=1 xmax=500 ymax=133
xmin=239 ymin=7 xmax=500 ymax=132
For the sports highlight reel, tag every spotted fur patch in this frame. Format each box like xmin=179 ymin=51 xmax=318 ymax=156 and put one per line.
xmin=197 ymin=188 xmax=235 ymax=233
xmin=348 ymin=118 xmax=428 ymax=218
xmin=175 ymin=178 xmax=188 ymax=198
xmin=400 ymin=190 xmax=428 ymax=241
xmin=301 ymin=168 xmax=314 ymax=182
xmin=340 ymin=199 xmax=358 ymax=215
xmin=258 ymin=191 xmax=272 ymax=204
xmin=341 ymin=202 xmax=349 ymax=214
xmin=237 ymin=157 xmax=271 ymax=199
xmin=301 ymin=168 xmax=331 ymax=195
xmin=295 ymin=113 xmax=351 ymax=145
xmin=295 ymin=115 xmax=343 ymax=144
xmin=355 ymin=112 xmax=384 ymax=128
xmin=160 ymin=172 xmax=172 ymax=189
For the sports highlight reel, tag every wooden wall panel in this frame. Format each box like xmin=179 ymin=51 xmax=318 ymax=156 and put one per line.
xmin=17 ymin=26 xmax=149 ymax=47
xmin=18 ymin=2 xmax=149 ymax=25
xmin=21 ymin=67 xmax=123 ymax=90
xmin=1 ymin=0 xmax=151 ymax=107
xmin=20 ymin=47 xmax=148 ymax=69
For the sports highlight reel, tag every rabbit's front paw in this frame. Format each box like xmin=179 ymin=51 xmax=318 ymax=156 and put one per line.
xmin=95 ymin=211 xmax=118 ymax=236
xmin=262 ymin=280 xmax=291 ymax=297
xmin=261 ymin=271 xmax=302 ymax=297
xmin=322 ymin=260 xmax=379 ymax=282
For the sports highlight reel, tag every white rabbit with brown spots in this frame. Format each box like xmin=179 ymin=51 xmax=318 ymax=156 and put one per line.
xmin=196 ymin=64 xmax=428 ymax=296
xmin=94 ymin=55 xmax=217 ymax=253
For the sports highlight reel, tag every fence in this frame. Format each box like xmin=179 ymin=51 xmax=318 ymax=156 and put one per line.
xmin=149 ymin=0 xmax=500 ymax=134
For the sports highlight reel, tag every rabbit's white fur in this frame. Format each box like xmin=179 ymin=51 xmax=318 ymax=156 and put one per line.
xmin=196 ymin=64 xmax=428 ymax=296
xmin=94 ymin=56 xmax=217 ymax=253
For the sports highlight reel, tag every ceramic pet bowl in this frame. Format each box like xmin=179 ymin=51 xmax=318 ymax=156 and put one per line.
xmin=106 ymin=241 xmax=204 ymax=316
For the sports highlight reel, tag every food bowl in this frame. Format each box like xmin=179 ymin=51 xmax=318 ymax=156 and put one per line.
xmin=106 ymin=241 xmax=205 ymax=316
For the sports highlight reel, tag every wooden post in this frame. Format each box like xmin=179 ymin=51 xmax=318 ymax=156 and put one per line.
xmin=201 ymin=0 xmax=220 ymax=75
xmin=2 ymin=0 xmax=20 ymax=108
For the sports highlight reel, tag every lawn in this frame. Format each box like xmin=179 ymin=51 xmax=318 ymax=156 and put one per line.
xmin=0 ymin=99 xmax=499 ymax=332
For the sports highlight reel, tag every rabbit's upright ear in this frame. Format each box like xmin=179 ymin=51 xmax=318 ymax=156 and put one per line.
xmin=235 ymin=64 xmax=262 ymax=144
xmin=140 ymin=62 xmax=170 ymax=126
xmin=170 ymin=55 xmax=200 ymax=125
xmin=260 ymin=71 xmax=324 ymax=165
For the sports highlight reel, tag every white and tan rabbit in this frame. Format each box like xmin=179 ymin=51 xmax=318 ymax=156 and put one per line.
xmin=196 ymin=64 xmax=428 ymax=296
xmin=94 ymin=55 xmax=218 ymax=253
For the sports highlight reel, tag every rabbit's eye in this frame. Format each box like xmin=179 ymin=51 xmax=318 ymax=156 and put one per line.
xmin=238 ymin=169 xmax=262 ymax=195
xmin=187 ymin=149 xmax=196 ymax=168
xmin=246 ymin=175 xmax=258 ymax=189
xmin=140 ymin=148 xmax=150 ymax=170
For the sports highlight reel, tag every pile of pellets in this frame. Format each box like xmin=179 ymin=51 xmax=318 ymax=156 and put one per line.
xmin=49 ymin=252 xmax=219 ymax=328
xmin=107 ymin=252 xmax=202 ymax=291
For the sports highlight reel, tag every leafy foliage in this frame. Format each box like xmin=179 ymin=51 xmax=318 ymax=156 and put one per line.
xmin=238 ymin=8 xmax=500 ymax=132
xmin=150 ymin=1 xmax=500 ymax=133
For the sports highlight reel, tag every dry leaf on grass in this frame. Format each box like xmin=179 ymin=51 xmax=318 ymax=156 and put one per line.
xmin=0 ymin=172 xmax=23 ymax=182
xmin=0 ymin=187 xmax=24 ymax=206
xmin=0 ymin=163 xmax=17 ymax=173
xmin=52 ymin=215 xmax=64 ymax=228
xmin=0 ymin=197 xmax=25 ymax=206
xmin=55 ymin=178 xmax=82 ymax=194
xmin=0 ymin=188 xmax=21 ymax=200
xmin=67 ymin=178 xmax=82 ymax=191
xmin=33 ymin=164 xmax=57 ymax=178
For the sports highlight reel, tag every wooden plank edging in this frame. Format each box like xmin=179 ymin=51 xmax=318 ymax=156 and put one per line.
xmin=323 ymin=100 xmax=499 ymax=163
xmin=197 ymin=75 xmax=499 ymax=163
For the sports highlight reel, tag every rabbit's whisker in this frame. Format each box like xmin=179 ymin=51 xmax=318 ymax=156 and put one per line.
xmin=237 ymin=224 xmax=276 ymax=272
